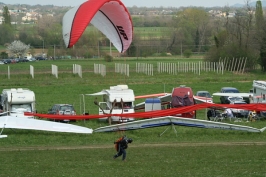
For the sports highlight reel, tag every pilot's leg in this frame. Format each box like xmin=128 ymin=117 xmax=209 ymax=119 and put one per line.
xmin=121 ymin=148 xmax=127 ymax=161
xmin=113 ymin=145 xmax=122 ymax=159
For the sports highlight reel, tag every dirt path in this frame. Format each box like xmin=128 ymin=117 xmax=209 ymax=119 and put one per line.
xmin=1 ymin=142 xmax=265 ymax=152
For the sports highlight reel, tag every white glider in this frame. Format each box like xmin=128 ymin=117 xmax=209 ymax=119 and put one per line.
xmin=94 ymin=116 xmax=266 ymax=133
xmin=0 ymin=116 xmax=93 ymax=138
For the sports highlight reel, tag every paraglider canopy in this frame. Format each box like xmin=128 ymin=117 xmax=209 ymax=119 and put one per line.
xmin=62 ymin=0 xmax=133 ymax=53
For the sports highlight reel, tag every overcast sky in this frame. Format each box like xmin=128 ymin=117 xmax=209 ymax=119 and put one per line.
xmin=1 ymin=0 xmax=249 ymax=8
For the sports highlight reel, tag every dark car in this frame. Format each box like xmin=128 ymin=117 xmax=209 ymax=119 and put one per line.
xmin=19 ymin=58 xmax=29 ymax=62
xmin=3 ymin=59 xmax=11 ymax=64
xmin=220 ymin=87 xmax=239 ymax=104
xmin=36 ymin=56 xmax=46 ymax=60
xmin=48 ymin=104 xmax=76 ymax=122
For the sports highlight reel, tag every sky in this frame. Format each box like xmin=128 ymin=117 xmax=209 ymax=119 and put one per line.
xmin=1 ymin=0 xmax=250 ymax=8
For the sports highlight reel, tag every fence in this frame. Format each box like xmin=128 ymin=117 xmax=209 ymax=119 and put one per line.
xmin=73 ymin=64 xmax=82 ymax=78
xmin=2 ymin=60 xmax=248 ymax=79
xmin=115 ymin=63 xmax=129 ymax=77
xmin=220 ymin=57 xmax=247 ymax=74
xmin=51 ymin=65 xmax=58 ymax=78
xmin=30 ymin=65 xmax=34 ymax=78
xmin=7 ymin=66 xmax=10 ymax=79
xmin=136 ymin=63 xmax=153 ymax=76
xmin=94 ymin=63 xmax=106 ymax=77
xmin=158 ymin=62 xmax=224 ymax=75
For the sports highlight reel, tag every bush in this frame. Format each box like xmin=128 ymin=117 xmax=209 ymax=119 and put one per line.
xmin=183 ymin=49 xmax=192 ymax=58
xmin=104 ymin=54 xmax=113 ymax=62
xmin=0 ymin=51 xmax=8 ymax=59
xmin=204 ymin=43 xmax=259 ymax=70
xmin=84 ymin=52 xmax=92 ymax=59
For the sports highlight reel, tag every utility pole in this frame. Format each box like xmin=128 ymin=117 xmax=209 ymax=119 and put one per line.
xmin=98 ymin=41 xmax=100 ymax=57
xmin=110 ymin=40 xmax=112 ymax=56
xmin=181 ymin=41 xmax=183 ymax=58
xmin=42 ymin=39 xmax=44 ymax=54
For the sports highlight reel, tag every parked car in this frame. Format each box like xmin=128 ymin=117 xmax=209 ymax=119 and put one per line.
xmin=48 ymin=104 xmax=76 ymax=122
xmin=19 ymin=58 xmax=29 ymax=62
xmin=220 ymin=87 xmax=239 ymax=104
xmin=195 ymin=91 xmax=213 ymax=103
xmin=0 ymin=60 xmax=4 ymax=65
xmin=229 ymin=99 xmax=249 ymax=118
xmin=29 ymin=57 xmax=36 ymax=62
xmin=3 ymin=59 xmax=11 ymax=64
xmin=36 ymin=56 xmax=46 ymax=60
xmin=14 ymin=58 xmax=20 ymax=63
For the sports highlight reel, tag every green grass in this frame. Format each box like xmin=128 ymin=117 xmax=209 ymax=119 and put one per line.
xmin=84 ymin=26 xmax=171 ymax=39
xmin=1 ymin=145 xmax=266 ymax=177
xmin=1 ymin=58 xmax=266 ymax=176
xmin=0 ymin=59 xmax=261 ymax=114
xmin=134 ymin=27 xmax=172 ymax=39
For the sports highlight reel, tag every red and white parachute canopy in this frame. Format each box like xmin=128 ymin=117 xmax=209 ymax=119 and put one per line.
xmin=62 ymin=0 xmax=133 ymax=53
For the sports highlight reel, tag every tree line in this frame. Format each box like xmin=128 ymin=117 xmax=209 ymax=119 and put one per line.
xmin=1 ymin=1 xmax=266 ymax=71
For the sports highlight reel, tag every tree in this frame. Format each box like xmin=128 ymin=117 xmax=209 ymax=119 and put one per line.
xmin=0 ymin=24 xmax=15 ymax=44
xmin=195 ymin=28 xmax=200 ymax=50
xmin=259 ymin=34 xmax=266 ymax=72
xmin=127 ymin=42 xmax=137 ymax=57
xmin=255 ymin=0 xmax=264 ymax=31
xmin=255 ymin=1 xmax=266 ymax=71
xmin=206 ymin=1 xmax=258 ymax=70
xmin=0 ymin=52 xmax=8 ymax=59
xmin=0 ymin=6 xmax=14 ymax=44
xmin=171 ymin=8 xmax=210 ymax=53
xmin=36 ymin=15 xmax=64 ymax=46
xmin=2 ymin=6 xmax=11 ymax=25
xmin=7 ymin=40 xmax=30 ymax=58
xmin=214 ymin=35 xmax=219 ymax=48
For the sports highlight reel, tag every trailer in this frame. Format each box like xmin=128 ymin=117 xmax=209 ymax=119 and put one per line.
xmin=252 ymin=80 xmax=266 ymax=103
xmin=88 ymin=85 xmax=135 ymax=122
xmin=171 ymin=85 xmax=196 ymax=118
xmin=145 ymin=98 xmax=162 ymax=112
xmin=0 ymin=88 xmax=36 ymax=118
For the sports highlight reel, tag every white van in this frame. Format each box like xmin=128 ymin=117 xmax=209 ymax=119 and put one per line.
xmin=0 ymin=88 xmax=36 ymax=118
xmin=88 ymin=85 xmax=135 ymax=123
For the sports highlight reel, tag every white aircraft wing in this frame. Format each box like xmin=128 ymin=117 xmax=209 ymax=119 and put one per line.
xmin=134 ymin=93 xmax=172 ymax=110
xmin=94 ymin=116 xmax=266 ymax=133
xmin=86 ymin=91 xmax=106 ymax=96
xmin=213 ymin=92 xmax=253 ymax=98
xmin=0 ymin=116 xmax=93 ymax=134
xmin=159 ymin=93 xmax=172 ymax=102
xmin=134 ymin=101 xmax=145 ymax=110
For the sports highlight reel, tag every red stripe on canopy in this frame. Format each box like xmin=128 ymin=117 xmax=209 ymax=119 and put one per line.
xmin=69 ymin=0 xmax=107 ymax=47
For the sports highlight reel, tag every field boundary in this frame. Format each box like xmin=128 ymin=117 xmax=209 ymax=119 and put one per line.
xmin=0 ymin=141 xmax=265 ymax=152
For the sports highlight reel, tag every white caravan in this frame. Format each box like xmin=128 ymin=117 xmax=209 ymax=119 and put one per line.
xmin=88 ymin=85 xmax=135 ymax=122
xmin=252 ymin=80 xmax=266 ymax=103
xmin=0 ymin=88 xmax=36 ymax=118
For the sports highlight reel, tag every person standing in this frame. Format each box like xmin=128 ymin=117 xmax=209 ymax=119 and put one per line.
xmin=113 ymin=135 xmax=133 ymax=161
xmin=225 ymin=108 xmax=234 ymax=121
xmin=249 ymin=95 xmax=254 ymax=103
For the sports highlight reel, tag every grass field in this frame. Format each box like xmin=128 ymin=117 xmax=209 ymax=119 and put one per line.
xmin=1 ymin=58 xmax=266 ymax=177
xmin=133 ymin=27 xmax=172 ymax=39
